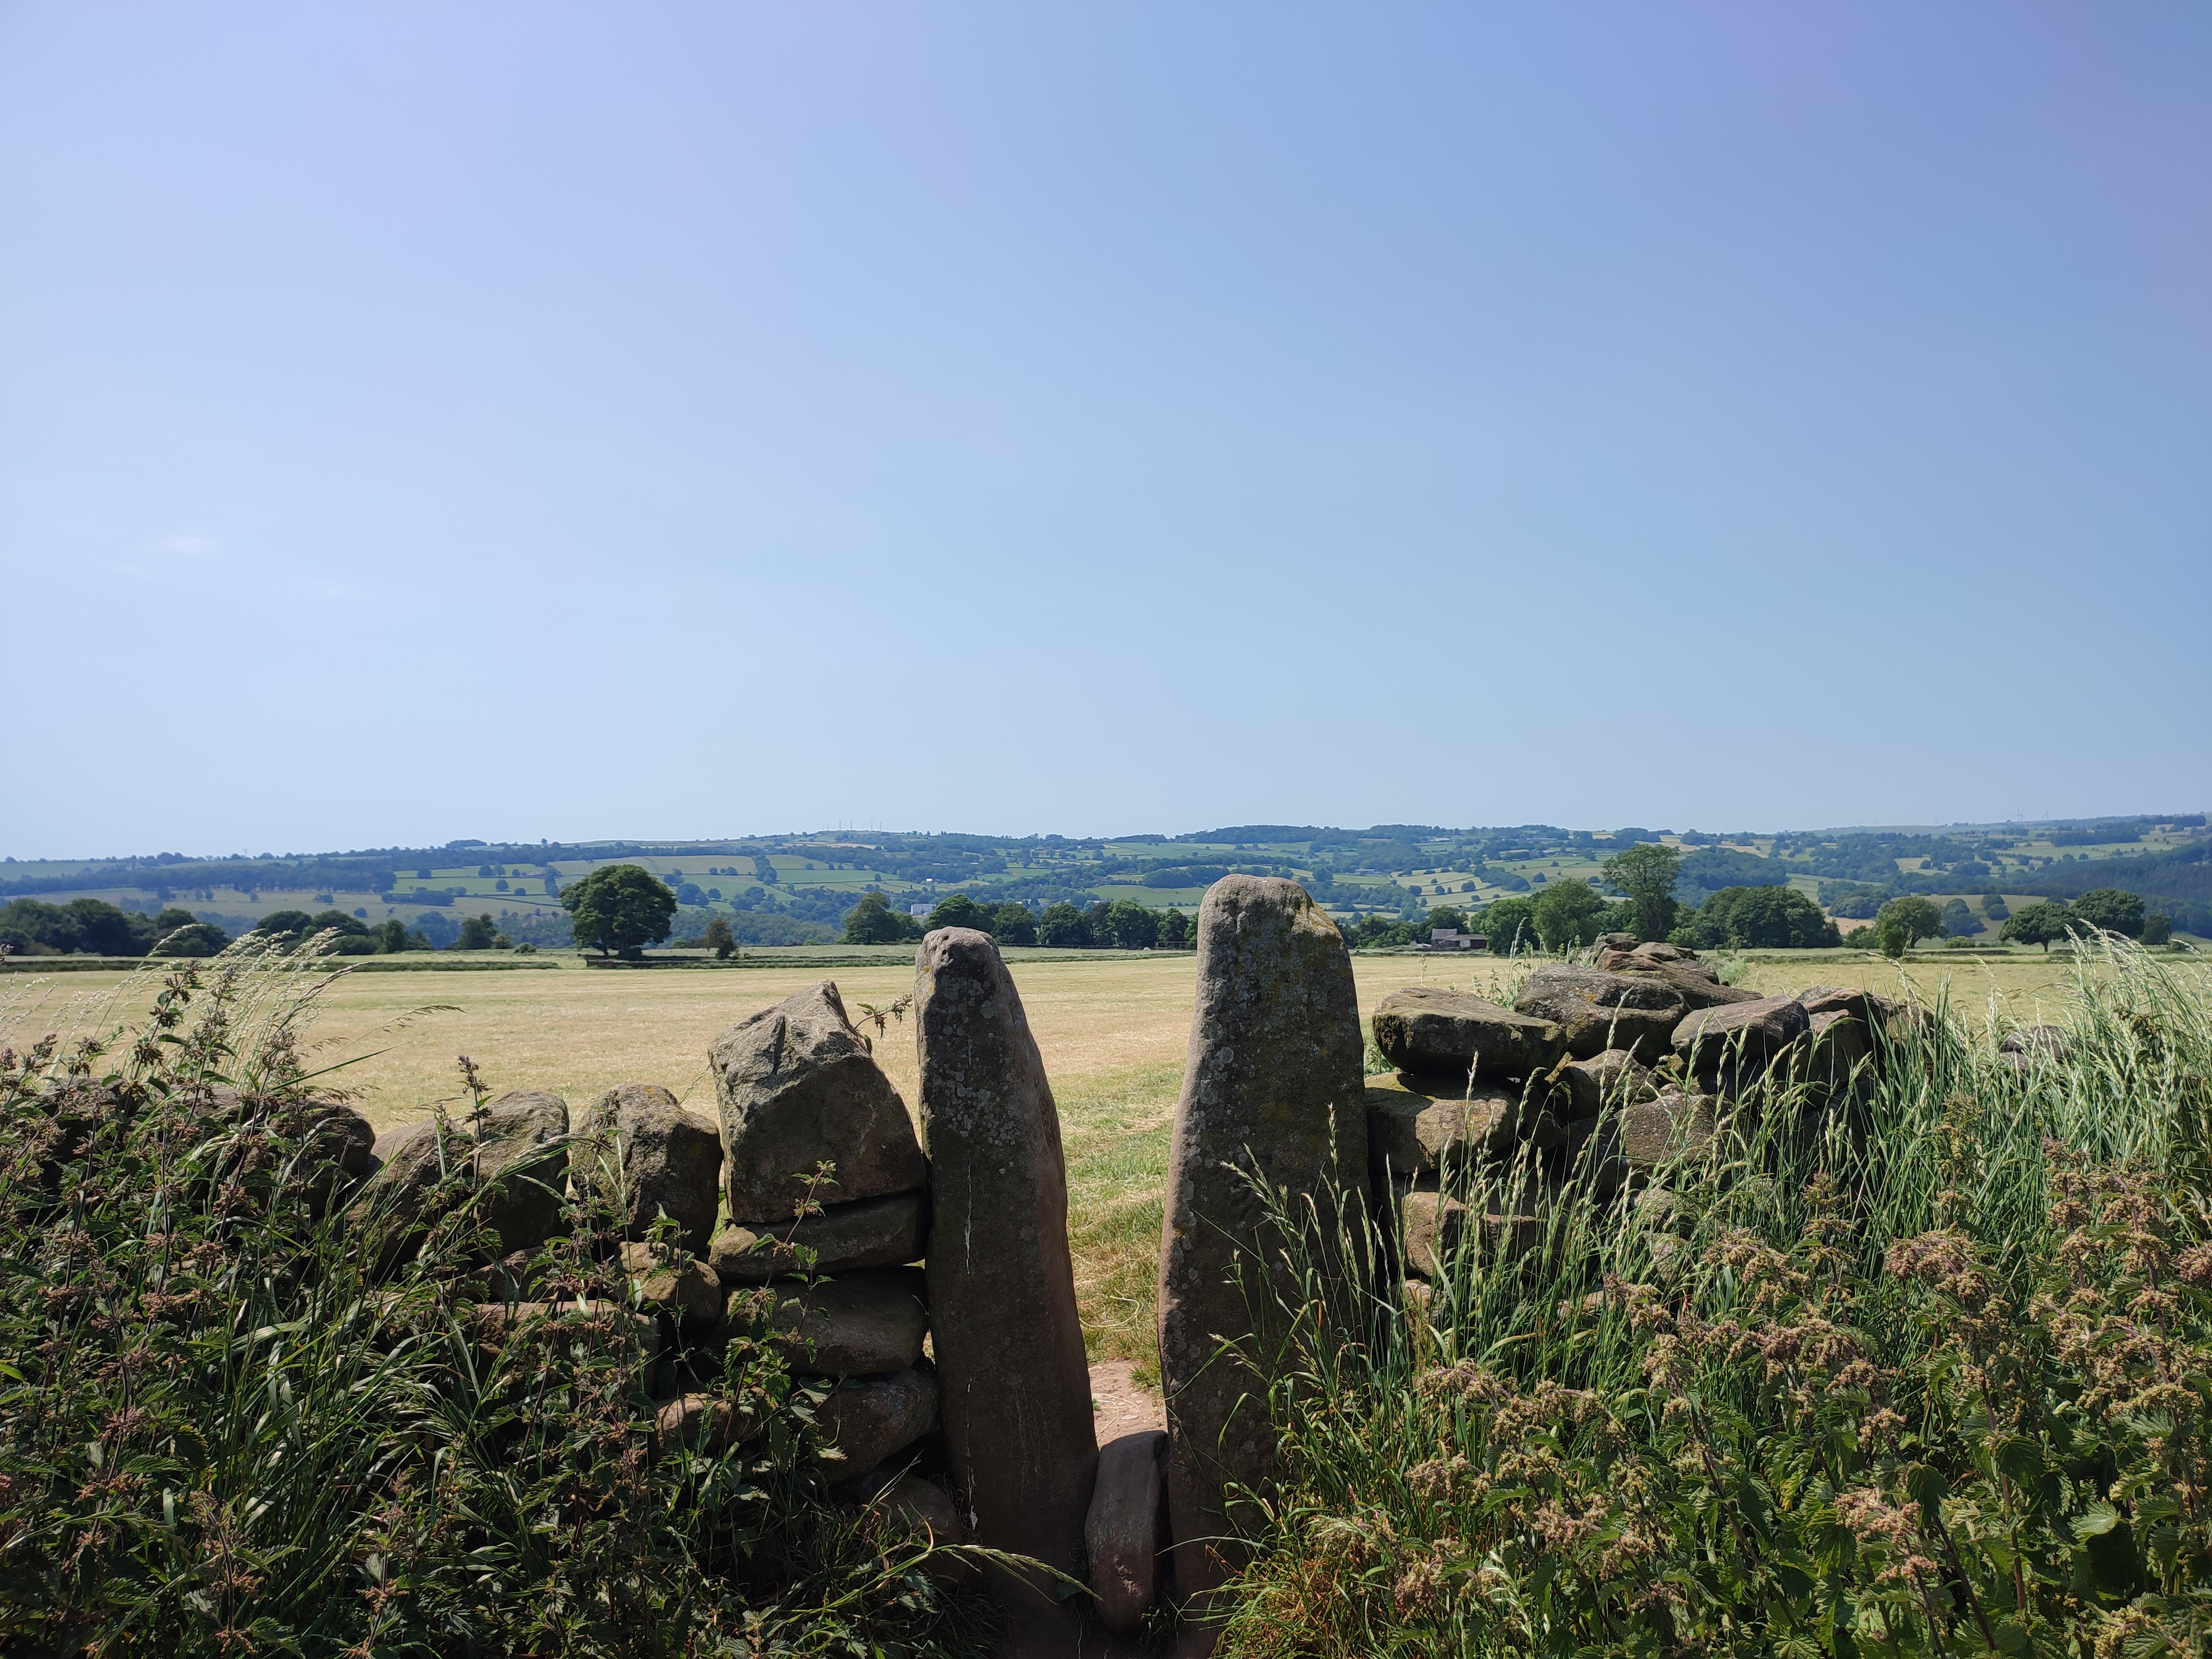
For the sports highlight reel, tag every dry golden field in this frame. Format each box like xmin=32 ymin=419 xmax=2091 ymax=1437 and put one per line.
xmin=0 ymin=945 xmax=2115 ymax=1383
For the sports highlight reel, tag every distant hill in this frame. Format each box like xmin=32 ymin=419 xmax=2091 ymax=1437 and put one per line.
xmin=4 ymin=812 xmax=2206 ymax=956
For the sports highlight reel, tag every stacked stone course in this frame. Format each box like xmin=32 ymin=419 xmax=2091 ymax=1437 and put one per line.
xmin=1367 ymin=933 xmax=1901 ymax=1295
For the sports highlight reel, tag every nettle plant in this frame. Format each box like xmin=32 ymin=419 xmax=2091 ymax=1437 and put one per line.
xmin=1224 ymin=938 xmax=2212 ymax=1658
xmin=0 ymin=941 xmax=983 ymax=1657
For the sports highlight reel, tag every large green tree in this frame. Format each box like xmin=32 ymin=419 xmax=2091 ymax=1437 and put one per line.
xmin=1533 ymin=881 xmax=1605 ymax=951
xmin=1692 ymin=885 xmax=1841 ymax=949
xmin=1600 ymin=843 xmax=1683 ymax=942
xmin=924 ymin=893 xmax=990 ymax=932
xmin=2069 ymin=888 xmax=2146 ymax=938
xmin=1875 ymin=895 xmax=1944 ymax=958
xmin=1479 ymin=896 xmax=1538 ymax=955
xmin=1938 ymin=898 xmax=1984 ymax=938
xmin=1037 ymin=902 xmax=1089 ymax=947
xmin=989 ymin=902 xmax=1038 ymax=946
xmin=1103 ymin=899 xmax=1162 ymax=950
xmin=842 ymin=892 xmax=922 ymax=944
xmin=148 ymin=920 xmax=230 ymax=958
xmin=1999 ymin=900 xmax=2072 ymax=953
xmin=560 ymin=864 xmax=677 ymax=959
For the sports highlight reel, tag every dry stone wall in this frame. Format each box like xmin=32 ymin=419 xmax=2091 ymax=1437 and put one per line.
xmin=1368 ymin=933 xmax=1899 ymax=1296
xmin=312 ymin=902 xmax=1912 ymax=1657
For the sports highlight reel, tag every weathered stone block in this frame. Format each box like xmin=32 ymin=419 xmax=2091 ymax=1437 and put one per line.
xmin=654 ymin=1391 xmax=761 ymax=1454
xmin=1587 ymin=1088 xmax=1717 ymax=1195
xmin=1514 ymin=967 xmax=1687 ymax=1061
xmin=1553 ymin=1047 xmax=1659 ymax=1119
xmin=709 ymin=1191 xmax=927 ymax=1282
xmin=580 ymin=1082 xmax=723 ymax=1254
xmin=1672 ymin=995 xmax=1810 ymax=1068
xmin=1086 ymin=1430 xmax=1168 ymax=1635
xmin=1399 ymin=1170 xmax=1552 ymax=1278
xmin=1371 ymin=987 xmax=1563 ymax=1079
xmin=763 ymin=1267 xmax=928 ymax=1376
xmin=818 ymin=1366 xmax=940 ymax=1477
xmin=1364 ymin=1077 xmax=1520 ymax=1175
xmin=620 ymin=1241 xmax=723 ymax=1332
xmin=349 ymin=1089 xmax=570 ymax=1269
xmin=710 ymin=981 xmax=926 ymax=1226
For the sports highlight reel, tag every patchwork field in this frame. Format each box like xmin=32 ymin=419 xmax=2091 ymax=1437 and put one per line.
xmin=0 ymin=946 xmax=2120 ymax=1383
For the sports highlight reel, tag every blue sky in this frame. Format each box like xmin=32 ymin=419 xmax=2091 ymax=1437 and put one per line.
xmin=4 ymin=4 xmax=2206 ymax=857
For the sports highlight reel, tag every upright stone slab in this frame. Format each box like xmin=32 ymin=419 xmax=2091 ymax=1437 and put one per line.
xmin=1158 ymin=877 xmax=1366 ymax=1615
xmin=914 ymin=927 xmax=1097 ymax=1581
xmin=710 ymin=981 xmax=926 ymax=1226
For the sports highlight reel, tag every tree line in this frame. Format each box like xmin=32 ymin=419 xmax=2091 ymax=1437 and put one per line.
xmin=0 ymin=896 xmax=527 ymax=961
xmin=842 ymin=890 xmax=1196 ymax=950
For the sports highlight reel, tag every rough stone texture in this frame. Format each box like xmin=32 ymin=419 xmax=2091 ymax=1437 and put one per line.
xmin=1370 ymin=987 xmax=1563 ymax=1079
xmin=468 ymin=1301 xmax=658 ymax=1359
xmin=709 ymin=1191 xmax=928 ymax=1282
xmin=1514 ymin=967 xmax=1688 ymax=1061
xmin=620 ymin=1241 xmax=723 ymax=1332
xmin=1594 ymin=947 xmax=1761 ymax=1010
xmin=866 ymin=1473 xmax=975 ymax=1588
xmin=1364 ymin=1078 xmax=1520 ymax=1174
xmin=291 ymin=1098 xmax=377 ymax=1213
xmin=1596 ymin=932 xmax=1638 ymax=951
xmin=818 ymin=1366 xmax=939 ymax=1477
xmin=1589 ymin=1088 xmax=1717 ymax=1195
xmin=1797 ymin=985 xmax=1869 ymax=1022
xmin=1159 ymin=877 xmax=1367 ymax=1609
xmin=302 ymin=1098 xmax=377 ymax=1178
xmin=349 ymin=1089 xmax=571 ymax=1267
xmin=1399 ymin=1171 xmax=1551 ymax=1277
xmin=764 ymin=1267 xmax=928 ymax=1376
xmin=1087 ymin=1430 xmax=1169 ymax=1635
xmin=710 ymin=981 xmax=927 ymax=1227
xmin=581 ymin=1082 xmax=723 ymax=1254
xmin=2000 ymin=1023 xmax=2072 ymax=1078
xmin=1672 ymin=995 xmax=1811 ymax=1067
xmin=654 ymin=1391 xmax=760 ymax=1453
xmin=1802 ymin=1009 xmax=1874 ymax=1088
xmin=915 ymin=927 xmax=1098 ymax=1580
xmin=2001 ymin=1024 xmax=2071 ymax=1060
xmin=1554 ymin=1048 xmax=1660 ymax=1119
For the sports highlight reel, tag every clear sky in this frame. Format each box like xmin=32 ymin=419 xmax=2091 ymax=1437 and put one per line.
xmin=4 ymin=4 xmax=2206 ymax=857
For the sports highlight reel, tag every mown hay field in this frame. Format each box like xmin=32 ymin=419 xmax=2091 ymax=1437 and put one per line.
xmin=2 ymin=947 xmax=2111 ymax=1383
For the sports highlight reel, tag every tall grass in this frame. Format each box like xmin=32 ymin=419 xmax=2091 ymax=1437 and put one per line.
xmin=1217 ymin=936 xmax=2212 ymax=1656
xmin=0 ymin=940 xmax=990 ymax=1656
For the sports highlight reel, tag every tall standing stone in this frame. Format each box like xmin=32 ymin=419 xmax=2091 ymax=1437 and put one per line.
xmin=1157 ymin=877 xmax=1367 ymax=1619
xmin=914 ymin=927 xmax=1097 ymax=1585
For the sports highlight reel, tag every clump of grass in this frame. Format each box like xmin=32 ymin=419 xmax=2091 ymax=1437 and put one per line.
xmin=1217 ymin=935 xmax=2212 ymax=1656
xmin=0 ymin=940 xmax=991 ymax=1656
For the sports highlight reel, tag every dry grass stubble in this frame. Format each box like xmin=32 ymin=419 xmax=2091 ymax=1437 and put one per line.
xmin=8 ymin=947 xmax=2115 ymax=1386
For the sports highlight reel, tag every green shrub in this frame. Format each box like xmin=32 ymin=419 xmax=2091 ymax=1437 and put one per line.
xmin=0 ymin=943 xmax=992 ymax=1655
